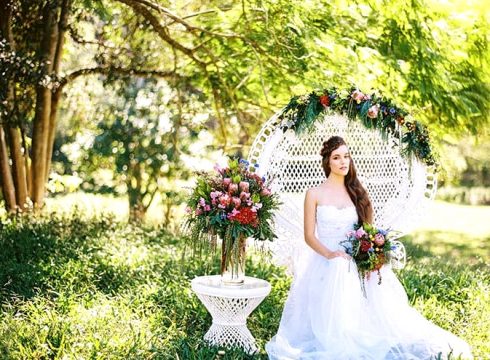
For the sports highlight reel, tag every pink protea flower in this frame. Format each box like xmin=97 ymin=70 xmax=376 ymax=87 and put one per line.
xmin=223 ymin=178 xmax=232 ymax=187
xmin=374 ymin=233 xmax=385 ymax=246
xmin=367 ymin=104 xmax=380 ymax=119
xmin=231 ymin=197 xmax=241 ymax=208
xmin=260 ymin=188 xmax=271 ymax=196
xmin=239 ymin=181 xmax=250 ymax=193
xmin=240 ymin=191 xmax=251 ymax=200
xmin=228 ymin=183 xmax=238 ymax=194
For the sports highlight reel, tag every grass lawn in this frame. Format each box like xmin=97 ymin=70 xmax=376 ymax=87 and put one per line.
xmin=0 ymin=199 xmax=488 ymax=359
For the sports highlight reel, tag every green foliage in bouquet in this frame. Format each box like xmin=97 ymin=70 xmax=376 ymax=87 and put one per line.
xmin=184 ymin=158 xmax=281 ymax=268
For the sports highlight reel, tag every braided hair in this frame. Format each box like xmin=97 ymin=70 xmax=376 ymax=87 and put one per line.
xmin=320 ymin=136 xmax=373 ymax=225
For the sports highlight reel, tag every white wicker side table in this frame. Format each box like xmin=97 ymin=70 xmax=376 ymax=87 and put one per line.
xmin=191 ymin=275 xmax=271 ymax=354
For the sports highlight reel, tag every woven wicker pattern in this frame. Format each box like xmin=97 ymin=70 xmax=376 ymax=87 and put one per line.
xmin=194 ymin=293 xmax=268 ymax=354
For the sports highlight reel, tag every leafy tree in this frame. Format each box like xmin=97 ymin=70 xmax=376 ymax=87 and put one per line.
xmin=83 ymin=78 xmax=203 ymax=221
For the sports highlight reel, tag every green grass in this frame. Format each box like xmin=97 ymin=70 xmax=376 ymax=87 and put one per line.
xmin=0 ymin=202 xmax=489 ymax=359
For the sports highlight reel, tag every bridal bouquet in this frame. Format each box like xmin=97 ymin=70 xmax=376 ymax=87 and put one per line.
xmin=184 ymin=157 xmax=280 ymax=284
xmin=341 ymin=223 xmax=401 ymax=293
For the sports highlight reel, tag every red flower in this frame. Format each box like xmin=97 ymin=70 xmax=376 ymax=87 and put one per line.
xmin=360 ymin=240 xmax=372 ymax=252
xmin=319 ymin=95 xmax=330 ymax=107
xmin=228 ymin=207 xmax=258 ymax=227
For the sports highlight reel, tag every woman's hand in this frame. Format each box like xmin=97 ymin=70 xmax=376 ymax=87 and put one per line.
xmin=326 ymin=250 xmax=351 ymax=260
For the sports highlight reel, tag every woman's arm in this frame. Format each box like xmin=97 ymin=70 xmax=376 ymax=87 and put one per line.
xmin=304 ymin=189 xmax=351 ymax=260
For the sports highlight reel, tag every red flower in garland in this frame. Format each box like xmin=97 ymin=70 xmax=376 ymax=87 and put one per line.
xmin=319 ymin=95 xmax=330 ymax=107
xmin=229 ymin=207 xmax=259 ymax=227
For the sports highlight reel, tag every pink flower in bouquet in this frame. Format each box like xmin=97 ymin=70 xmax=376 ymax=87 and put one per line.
xmin=185 ymin=206 xmax=192 ymax=214
xmin=240 ymin=191 xmax=251 ymax=200
xmin=351 ymin=90 xmax=365 ymax=103
xmin=228 ymin=183 xmax=238 ymax=194
xmin=231 ymin=197 xmax=241 ymax=208
xmin=199 ymin=197 xmax=206 ymax=207
xmin=374 ymin=233 xmax=385 ymax=246
xmin=239 ymin=181 xmax=250 ymax=193
xmin=346 ymin=230 xmax=356 ymax=237
xmin=367 ymin=104 xmax=380 ymax=119
xmin=260 ymin=188 xmax=271 ymax=196
xmin=356 ymin=227 xmax=367 ymax=238
xmin=227 ymin=208 xmax=240 ymax=219
xmin=223 ymin=178 xmax=232 ymax=187
xmin=204 ymin=205 xmax=211 ymax=212
xmin=360 ymin=239 xmax=372 ymax=252
xmin=195 ymin=208 xmax=203 ymax=215
xmin=251 ymin=203 xmax=263 ymax=213
xmin=219 ymin=194 xmax=231 ymax=207
xmin=210 ymin=191 xmax=222 ymax=199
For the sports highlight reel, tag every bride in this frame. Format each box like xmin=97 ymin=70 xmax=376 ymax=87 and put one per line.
xmin=265 ymin=136 xmax=473 ymax=359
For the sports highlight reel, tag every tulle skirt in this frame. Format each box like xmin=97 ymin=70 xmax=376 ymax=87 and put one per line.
xmin=266 ymin=254 xmax=473 ymax=360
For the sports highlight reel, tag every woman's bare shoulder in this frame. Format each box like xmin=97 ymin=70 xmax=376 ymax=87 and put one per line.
xmin=305 ymin=186 xmax=321 ymax=203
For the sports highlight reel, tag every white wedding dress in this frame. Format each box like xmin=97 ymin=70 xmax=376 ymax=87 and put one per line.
xmin=266 ymin=205 xmax=473 ymax=360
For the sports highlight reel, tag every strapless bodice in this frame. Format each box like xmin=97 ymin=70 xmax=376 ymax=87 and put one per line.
xmin=316 ymin=205 xmax=358 ymax=251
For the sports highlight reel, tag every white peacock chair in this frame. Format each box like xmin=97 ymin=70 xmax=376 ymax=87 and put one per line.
xmin=247 ymin=93 xmax=437 ymax=277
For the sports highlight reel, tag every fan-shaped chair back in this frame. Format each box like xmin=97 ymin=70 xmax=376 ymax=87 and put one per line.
xmin=248 ymin=112 xmax=437 ymax=273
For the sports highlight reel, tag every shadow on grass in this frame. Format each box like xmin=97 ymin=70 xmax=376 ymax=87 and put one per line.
xmin=400 ymin=230 xmax=489 ymax=269
xmin=0 ymin=213 xmax=174 ymax=301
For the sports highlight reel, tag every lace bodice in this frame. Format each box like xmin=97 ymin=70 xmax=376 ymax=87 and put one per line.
xmin=316 ymin=205 xmax=358 ymax=251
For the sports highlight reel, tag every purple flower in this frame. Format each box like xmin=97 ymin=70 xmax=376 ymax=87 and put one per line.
xmin=199 ymin=197 xmax=206 ymax=207
xmin=389 ymin=107 xmax=396 ymax=115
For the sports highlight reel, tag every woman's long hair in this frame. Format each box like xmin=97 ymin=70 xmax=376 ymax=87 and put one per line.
xmin=320 ymin=136 xmax=373 ymax=224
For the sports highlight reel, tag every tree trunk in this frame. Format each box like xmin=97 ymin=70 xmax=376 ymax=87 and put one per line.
xmin=6 ymin=126 xmax=28 ymax=209
xmin=31 ymin=3 xmax=59 ymax=208
xmin=0 ymin=127 xmax=16 ymax=211
xmin=45 ymin=0 xmax=71 ymax=184
xmin=128 ymin=161 xmax=147 ymax=222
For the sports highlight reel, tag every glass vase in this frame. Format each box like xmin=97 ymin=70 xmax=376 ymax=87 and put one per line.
xmin=220 ymin=235 xmax=246 ymax=286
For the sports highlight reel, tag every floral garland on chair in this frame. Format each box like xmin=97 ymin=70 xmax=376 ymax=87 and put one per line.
xmin=278 ymin=87 xmax=437 ymax=167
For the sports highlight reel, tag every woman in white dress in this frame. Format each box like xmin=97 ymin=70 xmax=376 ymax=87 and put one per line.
xmin=265 ymin=136 xmax=473 ymax=360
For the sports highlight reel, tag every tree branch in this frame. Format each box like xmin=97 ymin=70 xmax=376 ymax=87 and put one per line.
xmin=58 ymin=66 xmax=180 ymax=89
xmin=116 ymin=0 xmax=208 ymax=68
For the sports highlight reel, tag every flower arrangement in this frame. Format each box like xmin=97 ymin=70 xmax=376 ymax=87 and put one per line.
xmin=184 ymin=157 xmax=280 ymax=284
xmin=341 ymin=223 xmax=401 ymax=295
xmin=278 ymin=87 xmax=437 ymax=167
